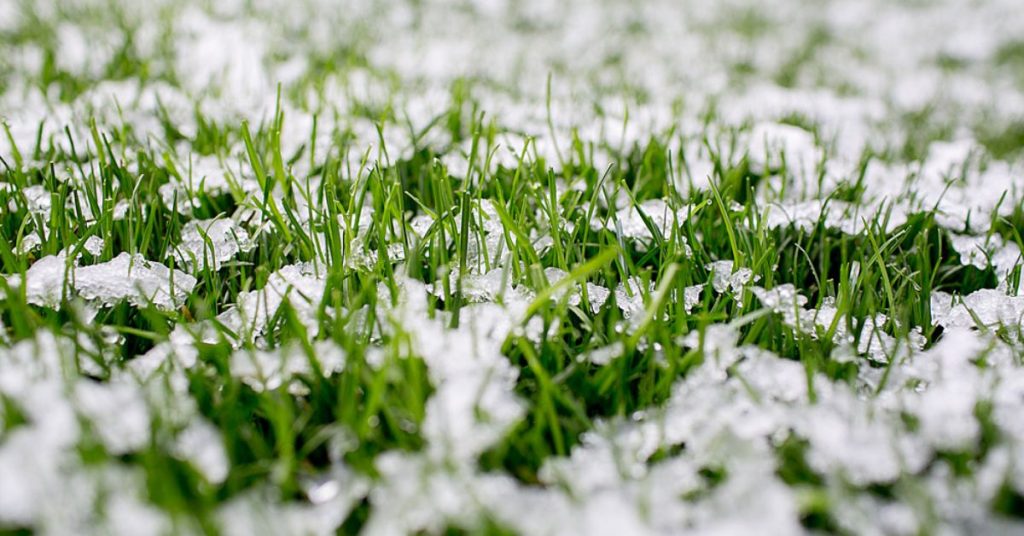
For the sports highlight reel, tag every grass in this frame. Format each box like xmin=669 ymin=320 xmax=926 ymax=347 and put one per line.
xmin=3 ymin=1 xmax=1024 ymax=535
xmin=3 ymin=98 xmax=1019 ymax=529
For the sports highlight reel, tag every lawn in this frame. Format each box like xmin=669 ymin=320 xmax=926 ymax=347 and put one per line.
xmin=2 ymin=0 xmax=1024 ymax=534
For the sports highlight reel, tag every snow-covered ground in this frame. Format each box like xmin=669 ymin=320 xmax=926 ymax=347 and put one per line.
xmin=2 ymin=0 xmax=1024 ymax=534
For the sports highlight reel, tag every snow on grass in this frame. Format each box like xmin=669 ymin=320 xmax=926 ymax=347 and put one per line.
xmin=1 ymin=0 xmax=1024 ymax=534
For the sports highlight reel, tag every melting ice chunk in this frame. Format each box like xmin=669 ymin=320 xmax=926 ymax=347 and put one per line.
xmin=602 ymin=199 xmax=693 ymax=255
xmin=82 ymin=236 xmax=105 ymax=256
xmin=229 ymin=341 xmax=346 ymax=394
xmin=750 ymin=284 xmax=808 ymax=325
xmin=932 ymin=288 xmax=1024 ymax=330
xmin=706 ymin=260 xmax=756 ymax=294
xmin=746 ymin=122 xmax=820 ymax=182
xmin=6 ymin=254 xmax=72 ymax=307
xmin=75 ymin=253 xmax=197 ymax=309
xmin=74 ymin=380 xmax=151 ymax=455
xmin=174 ymin=419 xmax=229 ymax=484
xmin=216 ymin=262 xmax=326 ymax=340
xmin=7 ymin=253 xmax=196 ymax=310
xmin=580 ymin=341 xmax=625 ymax=366
xmin=172 ymin=218 xmax=253 ymax=270
xmin=684 ymin=284 xmax=705 ymax=313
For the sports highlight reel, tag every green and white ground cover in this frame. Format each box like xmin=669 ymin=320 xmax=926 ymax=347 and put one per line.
xmin=2 ymin=0 xmax=1024 ymax=533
